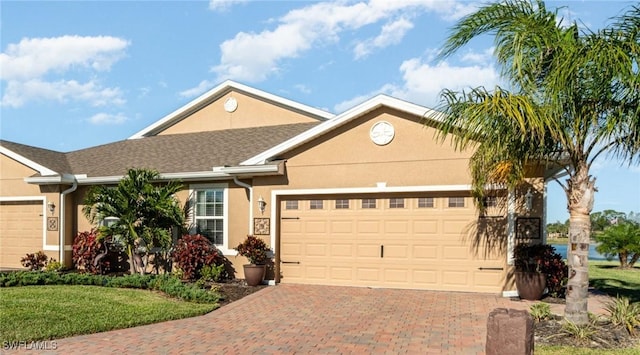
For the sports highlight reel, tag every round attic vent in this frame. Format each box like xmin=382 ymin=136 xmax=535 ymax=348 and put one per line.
xmin=224 ymin=97 xmax=238 ymax=112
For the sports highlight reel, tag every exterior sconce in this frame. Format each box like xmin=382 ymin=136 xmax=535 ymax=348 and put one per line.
xmin=47 ymin=201 xmax=56 ymax=215
xmin=257 ymin=196 xmax=267 ymax=214
xmin=524 ymin=189 xmax=533 ymax=213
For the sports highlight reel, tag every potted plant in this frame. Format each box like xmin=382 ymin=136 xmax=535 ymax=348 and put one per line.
xmin=513 ymin=243 xmax=547 ymax=300
xmin=235 ymin=235 xmax=271 ymax=286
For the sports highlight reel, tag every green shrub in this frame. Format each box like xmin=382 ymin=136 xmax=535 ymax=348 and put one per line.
xmin=604 ymin=295 xmax=640 ymax=335
xmin=0 ymin=271 xmax=219 ymax=304
xmin=45 ymin=260 xmax=63 ymax=272
xmin=20 ymin=251 xmax=49 ymax=271
xmin=529 ymin=302 xmax=552 ymax=322
xmin=199 ymin=264 xmax=227 ymax=282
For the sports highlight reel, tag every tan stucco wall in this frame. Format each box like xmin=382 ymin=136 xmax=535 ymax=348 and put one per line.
xmin=159 ymin=90 xmax=321 ymax=135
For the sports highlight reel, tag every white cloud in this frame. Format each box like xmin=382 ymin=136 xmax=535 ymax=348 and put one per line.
xmin=88 ymin=112 xmax=128 ymax=125
xmin=179 ymin=80 xmax=215 ymax=98
xmin=294 ymin=84 xmax=311 ymax=94
xmin=460 ymin=47 xmax=495 ymax=64
xmin=2 ymin=79 xmax=125 ymax=108
xmin=0 ymin=35 xmax=129 ymax=107
xmin=334 ymin=55 xmax=500 ymax=112
xmin=208 ymin=0 xmax=247 ymax=12
xmin=212 ymin=0 xmax=477 ymax=83
xmin=354 ymin=17 xmax=414 ymax=60
xmin=0 ymin=35 xmax=129 ymax=80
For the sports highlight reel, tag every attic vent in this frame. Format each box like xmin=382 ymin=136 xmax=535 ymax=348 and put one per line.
xmin=224 ymin=97 xmax=238 ymax=113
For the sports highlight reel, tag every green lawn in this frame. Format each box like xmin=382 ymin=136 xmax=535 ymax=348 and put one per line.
xmin=0 ymin=285 xmax=217 ymax=342
xmin=589 ymin=260 xmax=640 ymax=302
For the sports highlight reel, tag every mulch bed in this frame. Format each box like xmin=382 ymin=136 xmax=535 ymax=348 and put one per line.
xmin=204 ymin=279 xmax=266 ymax=307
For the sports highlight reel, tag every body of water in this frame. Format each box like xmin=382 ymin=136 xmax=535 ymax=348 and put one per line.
xmin=550 ymin=244 xmax=609 ymax=261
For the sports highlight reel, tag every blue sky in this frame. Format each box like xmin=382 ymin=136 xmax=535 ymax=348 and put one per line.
xmin=1 ymin=0 xmax=638 ymax=223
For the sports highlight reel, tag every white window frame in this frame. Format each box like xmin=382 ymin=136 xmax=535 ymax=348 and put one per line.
xmin=189 ymin=183 xmax=231 ymax=254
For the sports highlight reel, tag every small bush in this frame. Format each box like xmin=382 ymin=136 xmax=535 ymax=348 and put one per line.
xmin=529 ymin=302 xmax=552 ymax=322
xmin=45 ymin=260 xmax=63 ymax=272
xmin=72 ymin=230 xmax=104 ymax=274
xmin=199 ymin=264 xmax=227 ymax=282
xmin=171 ymin=234 xmax=219 ymax=280
xmin=20 ymin=251 xmax=49 ymax=271
xmin=604 ymin=296 xmax=640 ymax=335
xmin=561 ymin=320 xmax=596 ymax=342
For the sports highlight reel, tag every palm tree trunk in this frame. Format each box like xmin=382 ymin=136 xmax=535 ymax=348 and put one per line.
xmin=565 ymin=166 xmax=596 ymax=325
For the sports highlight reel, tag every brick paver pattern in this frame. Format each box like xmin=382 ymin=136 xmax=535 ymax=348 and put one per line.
xmin=6 ymin=284 xmax=611 ymax=354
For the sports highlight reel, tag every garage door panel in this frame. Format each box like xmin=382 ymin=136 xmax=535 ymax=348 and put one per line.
xmin=330 ymin=243 xmax=354 ymax=257
xmin=279 ymin=196 xmax=506 ymax=292
xmin=330 ymin=220 xmax=353 ymax=233
xmin=356 ymin=244 xmax=380 ymax=258
xmin=383 ymin=244 xmax=408 ymax=258
xmin=356 ymin=220 xmax=380 ymax=234
xmin=305 ymin=244 xmax=327 ymax=256
xmin=442 ymin=271 xmax=469 ymax=286
xmin=413 ymin=220 xmax=438 ymax=234
xmin=356 ymin=267 xmax=380 ymax=281
xmin=442 ymin=246 xmax=471 ymax=260
xmin=413 ymin=245 xmax=438 ymax=259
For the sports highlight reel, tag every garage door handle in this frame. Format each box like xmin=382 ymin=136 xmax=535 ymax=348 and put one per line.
xmin=282 ymin=261 xmax=300 ymax=264
xmin=380 ymin=245 xmax=384 ymax=258
xmin=478 ymin=267 xmax=503 ymax=271
xmin=281 ymin=217 xmax=300 ymax=220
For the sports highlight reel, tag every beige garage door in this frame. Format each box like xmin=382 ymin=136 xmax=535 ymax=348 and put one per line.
xmin=280 ymin=195 xmax=506 ymax=293
xmin=0 ymin=201 xmax=44 ymax=268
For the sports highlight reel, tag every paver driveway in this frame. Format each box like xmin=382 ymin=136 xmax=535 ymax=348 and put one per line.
xmin=23 ymin=285 xmax=533 ymax=354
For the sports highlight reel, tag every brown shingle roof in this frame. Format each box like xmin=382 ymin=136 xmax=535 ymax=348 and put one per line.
xmin=0 ymin=140 xmax=71 ymax=174
xmin=2 ymin=123 xmax=318 ymax=178
xmin=65 ymin=122 xmax=318 ymax=177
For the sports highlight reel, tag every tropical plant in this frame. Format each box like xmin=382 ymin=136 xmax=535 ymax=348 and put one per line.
xmin=529 ymin=302 xmax=552 ymax=322
xmin=595 ymin=220 xmax=640 ymax=269
xmin=604 ymin=296 xmax=640 ymax=335
xmin=72 ymin=229 xmax=105 ymax=274
xmin=82 ymin=168 xmax=185 ymax=274
xmin=171 ymin=234 xmax=220 ymax=280
xmin=235 ymin=235 xmax=271 ymax=265
xmin=436 ymin=0 xmax=640 ymax=324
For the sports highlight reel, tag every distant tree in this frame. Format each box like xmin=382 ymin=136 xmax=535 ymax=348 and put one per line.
xmin=591 ymin=210 xmax=626 ymax=232
xmin=547 ymin=221 xmax=568 ymax=236
xmin=595 ymin=220 xmax=640 ymax=268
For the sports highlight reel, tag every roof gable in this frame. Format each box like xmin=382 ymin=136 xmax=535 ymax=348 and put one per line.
xmin=240 ymin=95 xmax=441 ymax=165
xmin=0 ymin=140 xmax=69 ymax=176
xmin=129 ymin=80 xmax=335 ymax=138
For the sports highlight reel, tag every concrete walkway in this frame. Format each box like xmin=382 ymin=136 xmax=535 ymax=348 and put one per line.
xmin=7 ymin=284 xmax=613 ymax=354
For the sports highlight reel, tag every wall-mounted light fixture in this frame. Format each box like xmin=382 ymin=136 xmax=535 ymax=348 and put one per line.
xmin=257 ymin=196 xmax=267 ymax=214
xmin=524 ymin=189 xmax=533 ymax=213
xmin=47 ymin=201 xmax=56 ymax=215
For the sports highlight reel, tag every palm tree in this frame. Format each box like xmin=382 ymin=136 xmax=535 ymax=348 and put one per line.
xmin=435 ymin=0 xmax=640 ymax=324
xmin=82 ymin=168 xmax=185 ymax=274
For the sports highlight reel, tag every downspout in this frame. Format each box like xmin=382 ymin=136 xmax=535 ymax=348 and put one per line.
xmin=506 ymin=187 xmax=516 ymax=265
xmin=233 ymin=176 xmax=254 ymax=235
xmin=59 ymin=178 xmax=78 ymax=265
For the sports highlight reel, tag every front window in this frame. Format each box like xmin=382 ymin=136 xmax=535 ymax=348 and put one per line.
xmin=194 ymin=188 xmax=225 ymax=245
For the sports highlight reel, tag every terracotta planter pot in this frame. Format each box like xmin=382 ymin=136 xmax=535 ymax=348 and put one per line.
xmin=515 ymin=271 xmax=546 ymax=300
xmin=243 ymin=264 xmax=266 ymax=286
